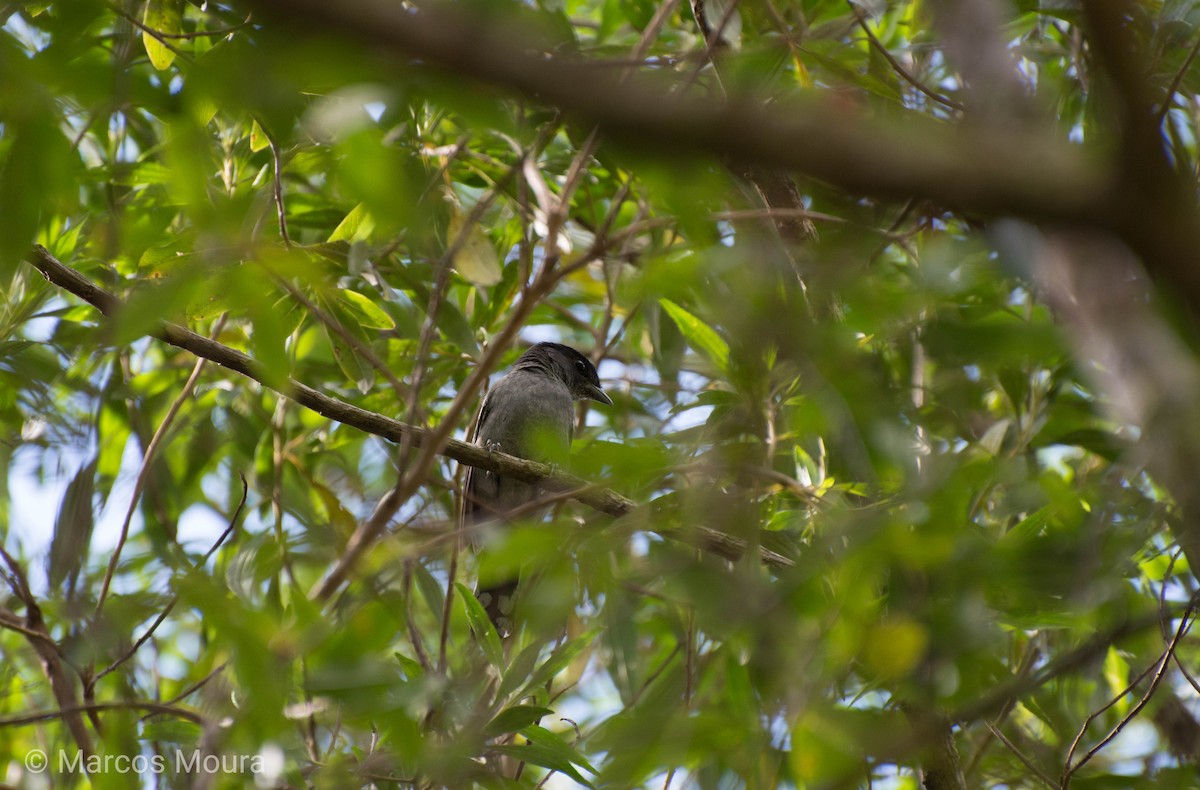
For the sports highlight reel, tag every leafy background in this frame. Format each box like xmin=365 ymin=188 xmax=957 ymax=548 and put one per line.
xmin=2 ymin=0 xmax=1200 ymax=788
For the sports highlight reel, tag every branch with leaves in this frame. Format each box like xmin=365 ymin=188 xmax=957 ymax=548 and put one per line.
xmin=27 ymin=246 xmax=793 ymax=573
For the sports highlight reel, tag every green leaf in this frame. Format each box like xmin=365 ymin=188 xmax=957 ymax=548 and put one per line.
xmin=413 ymin=562 xmax=445 ymax=622
xmin=1103 ymin=646 xmax=1131 ymax=713
xmin=498 ymin=639 xmax=546 ymax=700
xmin=48 ymin=458 xmax=97 ymax=590
xmin=323 ymin=323 xmax=372 ymax=394
xmin=249 ymin=120 xmax=270 ymax=153
xmin=394 ymin=651 xmax=425 ymax=680
xmin=526 ymin=724 xmax=597 ymax=774
xmin=484 ymin=705 xmax=553 ymax=738
xmin=339 ymin=289 xmax=395 ymax=330
xmin=522 ymin=633 xmax=594 ymax=697
xmin=328 ymin=203 xmax=375 ymax=243
xmin=140 ymin=717 xmax=202 ymax=745
xmin=1039 ymin=428 xmax=1127 ymax=462
xmin=494 ymin=725 xmax=595 ymax=787
xmin=96 ymin=401 xmax=130 ymax=481
xmin=1 ymin=114 xmax=74 ymax=277
xmin=658 ymin=298 xmax=729 ymax=375
xmin=448 ymin=205 xmax=502 ymax=286
xmin=143 ymin=0 xmax=181 ymax=71
xmin=455 ymin=581 xmax=504 ymax=667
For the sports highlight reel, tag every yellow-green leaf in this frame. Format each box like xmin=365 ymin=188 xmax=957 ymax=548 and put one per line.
xmin=448 ymin=206 xmax=501 ymax=286
xmin=861 ymin=616 xmax=928 ymax=680
xmin=456 ymin=582 xmax=504 ymax=667
xmin=1103 ymin=646 xmax=1131 ymax=714
xmin=143 ymin=0 xmax=181 ymax=71
xmin=249 ymin=120 xmax=270 ymax=153
xmin=658 ymin=298 xmax=729 ymax=374
xmin=328 ymin=203 xmax=375 ymax=243
xmin=338 ymin=289 xmax=394 ymax=330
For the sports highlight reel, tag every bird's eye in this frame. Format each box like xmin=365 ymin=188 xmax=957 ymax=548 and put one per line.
xmin=575 ymin=359 xmax=587 ymax=373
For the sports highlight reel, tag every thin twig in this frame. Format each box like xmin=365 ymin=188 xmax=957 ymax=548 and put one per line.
xmin=952 ymin=607 xmax=1165 ymax=725
xmin=0 ymin=607 xmax=64 ymax=651
xmin=983 ymin=722 xmax=1057 ymax=789
xmin=436 ymin=534 xmax=460 ymax=673
xmin=402 ymin=561 xmax=434 ymax=672
xmin=95 ymin=314 xmax=228 ymax=617
xmin=92 ymin=476 xmax=248 ymax=687
xmin=848 ymin=2 xmax=964 ymax=112
xmin=161 ymin=661 xmax=230 ymax=707
xmin=1154 ymin=29 xmax=1200 ymax=128
xmin=965 ymin=635 xmax=1041 ymax=777
xmin=1061 ymin=593 xmax=1200 ymax=787
xmin=262 ymin=122 xmax=292 ymax=246
xmin=105 ymin=2 xmax=194 ymax=65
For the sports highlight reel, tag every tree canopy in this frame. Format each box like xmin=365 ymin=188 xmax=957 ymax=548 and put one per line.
xmin=3 ymin=0 xmax=1200 ymax=787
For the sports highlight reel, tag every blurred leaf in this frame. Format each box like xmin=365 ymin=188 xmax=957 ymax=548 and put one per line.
xmin=447 ymin=204 xmax=502 ymax=287
xmin=1103 ymin=646 xmax=1131 ymax=713
xmin=1037 ymin=428 xmax=1128 ymax=461
xmin=0 ymin=114 xmax=74 ymax=277
xmin=523 ymin=634 xmax=594 ymax=698
xmin=484 ymin=705 xmax=553 ymax=737
xmin=414 ymin=561 xmax=446 ymax=621
xmin=323 ymin=323 xmax=372 ymax=393
xmin=140 ymin=718 xmax=202 ymax=745
xmin=495 ymin=725 xmax=596 ymax=786
xmin=48 ymin=458 xmax=97 ymax=590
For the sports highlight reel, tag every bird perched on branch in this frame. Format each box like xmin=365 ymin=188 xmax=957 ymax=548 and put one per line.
xmin=464 ymin=342 xmax=612 ymax=636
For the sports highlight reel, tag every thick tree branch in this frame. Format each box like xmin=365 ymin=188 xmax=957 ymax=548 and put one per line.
xmin=235 ymin=0 xmax=1200 ymax=327
xmin=1079 ymin=1 xmax=1200 ymax=321
xmin=903 ymin=705 xmax=967 ymax=790
xmin=239 ymin=0 xmax=1108 ymax=224
xmin=27 ymin=246 xmax=792 ymax=570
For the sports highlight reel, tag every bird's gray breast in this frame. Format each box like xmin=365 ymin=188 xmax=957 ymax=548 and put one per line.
xmin=465 ymin=369 xmax=574 ymax=531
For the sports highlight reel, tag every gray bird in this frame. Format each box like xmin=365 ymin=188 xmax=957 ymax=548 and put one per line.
xmin=464 ymin=342 xmax=612 ymax=636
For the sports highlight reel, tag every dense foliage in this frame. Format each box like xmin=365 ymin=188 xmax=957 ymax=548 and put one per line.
xmin=3 ymin=0 xmax=1200 ymax=787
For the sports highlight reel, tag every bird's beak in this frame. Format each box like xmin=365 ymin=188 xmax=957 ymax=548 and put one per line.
xmin=588 ymin=384 xmax=613 ymax=406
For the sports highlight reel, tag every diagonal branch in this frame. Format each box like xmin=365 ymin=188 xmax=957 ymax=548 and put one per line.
xmin=27 ymin=246 xmax=793 ymax=571
xmin=0 ymin=544 xmax=94 ymax=756
xmin=849 ymin=2 xmax=964 ymax=112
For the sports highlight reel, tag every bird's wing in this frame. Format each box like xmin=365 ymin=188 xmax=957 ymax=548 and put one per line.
xmin=462 ymin=395 xmax=486 ymax=525
xmin=462 ymin=389 xmax=501 ymax=534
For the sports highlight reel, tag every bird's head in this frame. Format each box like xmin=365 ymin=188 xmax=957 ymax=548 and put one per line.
xmin=518 ymin=342 xmax=613 ymax=405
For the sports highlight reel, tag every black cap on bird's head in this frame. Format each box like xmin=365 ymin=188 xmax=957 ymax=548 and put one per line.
xmin=515 ymin=342 xmax=613 ymax=406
